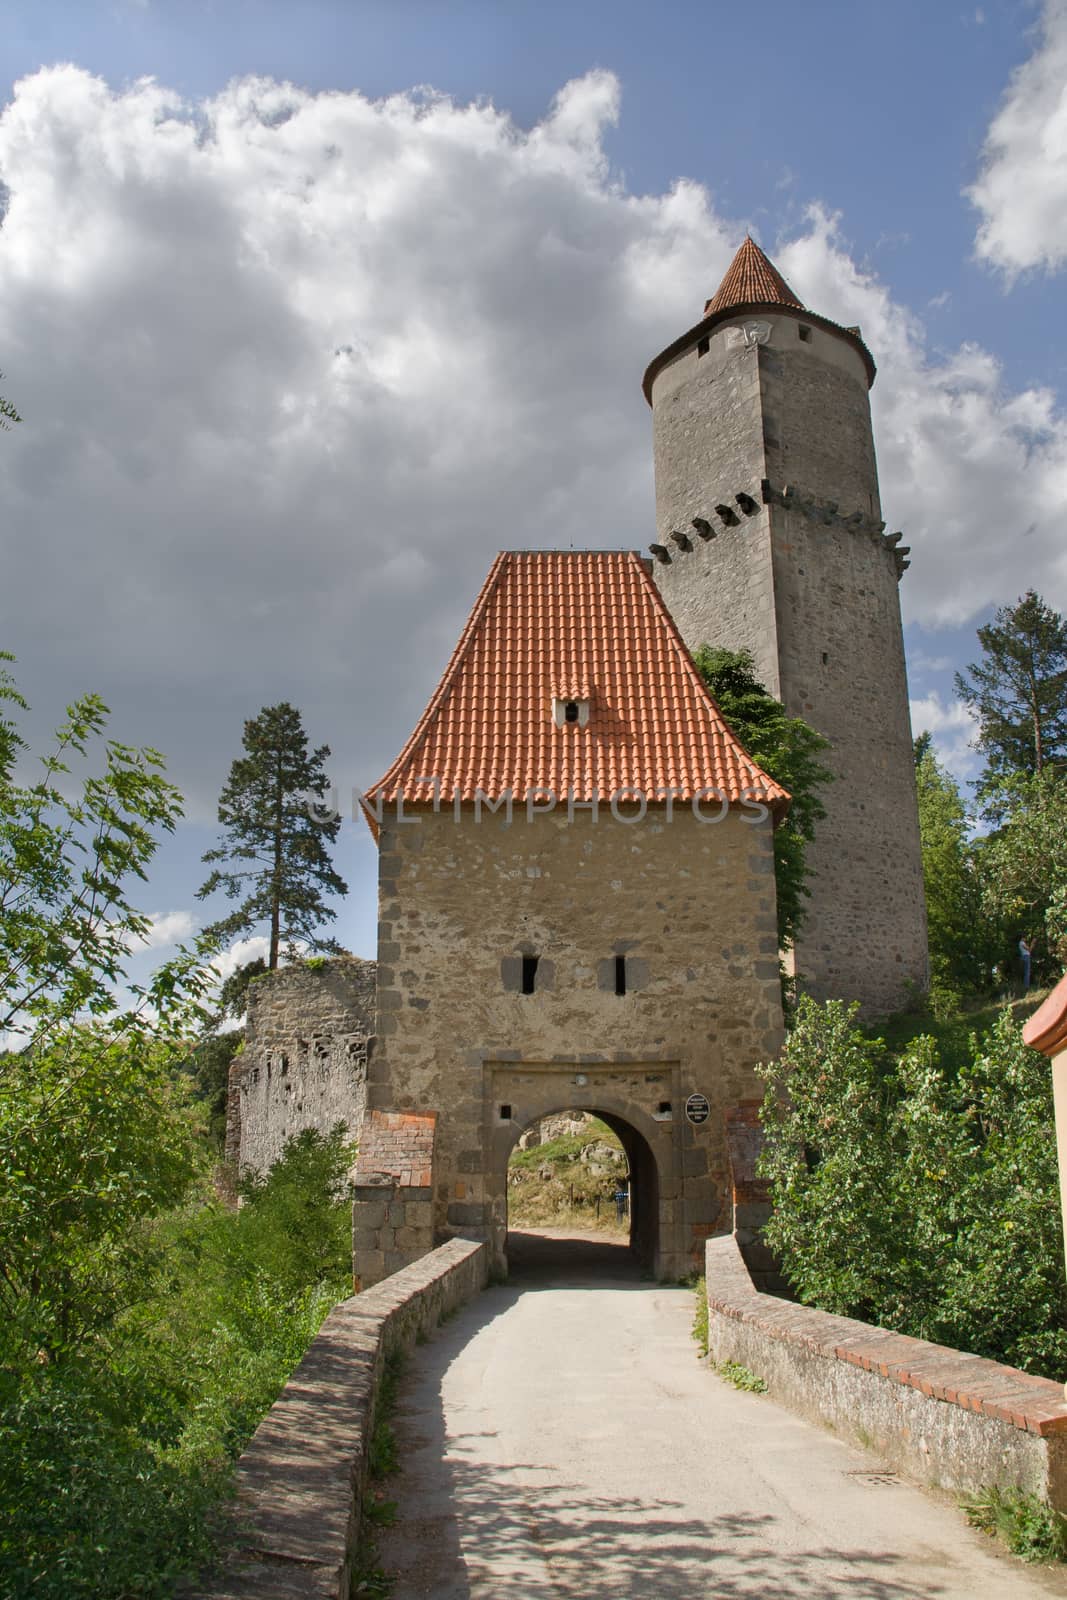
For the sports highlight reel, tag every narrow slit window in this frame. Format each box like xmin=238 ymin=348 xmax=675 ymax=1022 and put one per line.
xmin=521 ymin=955 xmax=539 ymax=995
xmin=798 ymin=324 xmax=812 ymax=343
xmin=697 ymin=336 xmax=710 ymax=357
xmin=615 ymin=955 xmax=627 ymax=996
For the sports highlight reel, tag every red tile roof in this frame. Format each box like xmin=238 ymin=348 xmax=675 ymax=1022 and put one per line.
xmin=704 ymin=236 xmax=804 ymax=316
xmin=1023 ymin=975 xmax=1067 ymax=1058
xmin=366 ymin=551 xmax=789 ymax=815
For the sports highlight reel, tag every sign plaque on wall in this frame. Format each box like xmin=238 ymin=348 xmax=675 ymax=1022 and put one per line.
xmin=685 ymin=1093 xmax=711 ymax=1126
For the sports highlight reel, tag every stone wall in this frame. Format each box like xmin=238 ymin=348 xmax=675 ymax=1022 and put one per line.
xmin=705 ymin=1234 xmax=1067 ymax=1510
xmin=186 ymin=1239 xmax=488 ymax=1600
xmin=227 ymin=957 xmax=376 ymax=1174
xmin=649 ymin=307 xmax=928 ymax=1015
xmin=370 ymin=802 xmax=784 ymax=1278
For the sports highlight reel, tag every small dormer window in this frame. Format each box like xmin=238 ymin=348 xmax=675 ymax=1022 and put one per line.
xmin=552 ymin=696 xmax=590 ymax=728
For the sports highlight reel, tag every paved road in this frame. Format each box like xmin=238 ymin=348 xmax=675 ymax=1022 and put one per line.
xmin=378 ymin=1229 xmax=1067 ymax=1598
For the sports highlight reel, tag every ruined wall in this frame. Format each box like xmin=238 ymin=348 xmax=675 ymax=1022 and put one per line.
xmin=649 ymin=309 xmax=927 ymax=1015
xmin=228 ymin=957 xmax=375 ymax=1175
xmin=370 ymin=803 xmax=783 ymax=1278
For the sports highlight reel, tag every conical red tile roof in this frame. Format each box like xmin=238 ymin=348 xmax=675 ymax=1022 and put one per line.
xmin=366 ymin=551 xmax=789 ymax=815
xmin=704 ymin=236 xmax=804 ymax=316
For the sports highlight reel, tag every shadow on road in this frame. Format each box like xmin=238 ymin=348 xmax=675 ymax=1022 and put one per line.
xmin=379 ymin=1238 xmax=968 ymax=1600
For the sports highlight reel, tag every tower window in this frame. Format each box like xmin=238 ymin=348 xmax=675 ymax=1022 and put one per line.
xmin=798 ymin=325 xmax=812 ymax=343
xmin=697 ymin=336 xmax=710 ymax=357
xmin=521 ymin=955 xmax=539 ymax=995
xmin=615 ymin=955 xmax=627 ymax=996
xmin=822 ymin=651 xmax=829 ymax=665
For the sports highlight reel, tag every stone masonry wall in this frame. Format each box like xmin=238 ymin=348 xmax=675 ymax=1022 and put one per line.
xmin=370 ymin=803 xmax=784 ymax=1278
xmin=188 ymin=1239 xmax=488 ymax=1600
xmin=229 ymin=957 xmax=376 ymax=1175
xmin=705 ymin=1234 xmax=1067 ymax=1511
xmin=649 ymin=308 xmax=927 ymax=1015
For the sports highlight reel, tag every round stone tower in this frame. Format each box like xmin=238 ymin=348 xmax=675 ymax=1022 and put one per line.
xmin=643 ymin=236 xmax=928 ymax=1015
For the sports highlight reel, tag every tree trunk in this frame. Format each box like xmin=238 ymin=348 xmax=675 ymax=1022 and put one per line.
xmin=270 ymin=753 xmax=283 ymax=969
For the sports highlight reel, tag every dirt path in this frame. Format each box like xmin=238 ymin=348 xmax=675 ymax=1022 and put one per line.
xmin=377 ymin=1229 xmax=1067 ymax=1598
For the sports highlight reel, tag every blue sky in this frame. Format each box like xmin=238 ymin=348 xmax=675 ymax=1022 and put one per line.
xmin=1 ymin=0 xmax=1064 ymax=973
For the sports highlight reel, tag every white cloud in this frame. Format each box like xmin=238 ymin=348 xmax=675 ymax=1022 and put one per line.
xmin=969 ymin=0 xmax=1067 ymax=276
xmin=778 ymin=209 xmax=1067 ymax=627
xmin=140 ymin=908 xmax=196 ymax=949
xmin=211 ymin=936 xmax=271 ymax=985
xmin=910 ymin=691 xmax=979 ymax=778
xmin=0 ymin=65 xmax=1064 ymax=831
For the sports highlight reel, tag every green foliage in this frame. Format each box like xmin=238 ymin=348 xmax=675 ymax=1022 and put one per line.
xmin=977 ymin=770 xmax=1067 ymax=972
xmin=964 ymin=1486 xmax=1067 ymax=1564
xmin=954 ymin=589 xmax=1067 ymax=787
xmin=182 ymin=1028 xmax=243 ymax=1149
xmin=3 ymin=1126 xmax=354 ymax=1598
xmin=0 ymin=373 xmax=20 ymax=431
xmin=714 ymin=1360 xmax=767 ymax=1394
xmin=759 ymin=998 xmax=1067 ymax=1378
xmin=914 ymin=746 xmax=999 ymax=994
xmin=198 ymin=702 xmax=348 ymax=969
xmin=691 ymin=1275 xmax=709 ymax=1356
xmin=691 ymin=645 xmax=833 ymax=952
xmin=216 ymin=956 xmax=268 ymax=1020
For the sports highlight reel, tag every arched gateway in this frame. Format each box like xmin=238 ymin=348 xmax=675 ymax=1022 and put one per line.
xmin=351 ymin=549 xmax=787 ymax=1287
xmin=501 ymin=1106 xmax=661 ymax=1271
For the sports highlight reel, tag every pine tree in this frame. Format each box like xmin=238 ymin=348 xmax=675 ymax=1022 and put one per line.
xmin=197 ymin=704 xmax=347 ymax=968
xmin=954 ymin=590 xmax=1067 ymax=786
xmin=691 ymin=645 xmax=832 ymax=953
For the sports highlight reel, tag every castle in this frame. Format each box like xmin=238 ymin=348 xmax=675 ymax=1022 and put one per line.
xmin=226 ymin=237 xmax=928 ymax=1282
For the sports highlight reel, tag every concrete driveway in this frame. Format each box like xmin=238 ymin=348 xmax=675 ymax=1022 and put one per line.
xmin=377 ymin=1229 xmax=1067 ymax=1598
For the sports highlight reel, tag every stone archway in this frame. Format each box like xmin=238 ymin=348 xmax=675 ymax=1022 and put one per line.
xmin=504 ymin=1107 xmax=661 ymax=1272
xmin=483 ymin=1059 xmax=682 ymax=1279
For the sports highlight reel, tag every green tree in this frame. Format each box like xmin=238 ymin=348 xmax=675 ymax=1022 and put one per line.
xmin=758 ymin=998 xmax=1067 ymax=1377
xmin=955 ymin=590 xmax=1067 ymax=786
xmin=198 ymin=704 xmax=347 ymax=969
xmin=0 ymin=655 xmax=212 ymax=1363
xmin=913 ymin=743 xmax=996 ymax=997
xmin=976 ymin=770 xmax=1067 ymax=976
xmin=692 ymin=645 xmax=832 ymax=952
xmin=0 ymin=371 xmax=20 ymax=431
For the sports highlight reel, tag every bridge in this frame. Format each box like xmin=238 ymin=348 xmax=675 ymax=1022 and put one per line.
xmin=192 ymin=1225 xmax=1067 ymax=1599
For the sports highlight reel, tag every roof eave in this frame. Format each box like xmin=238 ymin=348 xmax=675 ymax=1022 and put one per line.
xmin=641 ymin=301 xmax=877 ymax=404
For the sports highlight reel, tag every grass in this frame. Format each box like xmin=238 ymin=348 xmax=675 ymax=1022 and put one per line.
xmin=963 ymin=1486 xmax=1067 ymax=1564
xmin=507 ymin=1116 xmax=630 ymax=1233
xmin=714 ymin=1360 xmax=767 ymax=1394
xmin=865 ymin=989 xmax=1050 ymax=1076
xmin=352 ymin=1347 xmax=408 ymax=1597
xmin=691 ymin=1275 xmax=708 ymax=1357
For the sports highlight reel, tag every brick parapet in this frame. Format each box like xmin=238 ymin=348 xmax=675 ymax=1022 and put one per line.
xmin=185 ymin=1238 xmax=487 ymax=1599
xmin=706 ymin=1234 xmax=1067 ymax=1507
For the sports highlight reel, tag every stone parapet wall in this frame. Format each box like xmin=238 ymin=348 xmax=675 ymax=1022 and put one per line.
xmin=705 ymin=1234 xmax=1067 ymax=1508
xmin=186 ymin=1238 xmax=488 ymax=1600
xmin=229 ymin=957 xmax=376 ymax=1174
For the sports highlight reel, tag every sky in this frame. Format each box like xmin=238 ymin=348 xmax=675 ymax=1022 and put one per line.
xmin=0 ymin=0 xmax=1065 ymax=974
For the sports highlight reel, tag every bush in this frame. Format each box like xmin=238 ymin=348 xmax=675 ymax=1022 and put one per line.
xmin=1 ymin=1127 xmax=355 ymax=1598
xmin=759 ymin=998 xmax=1067 ymax=1378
